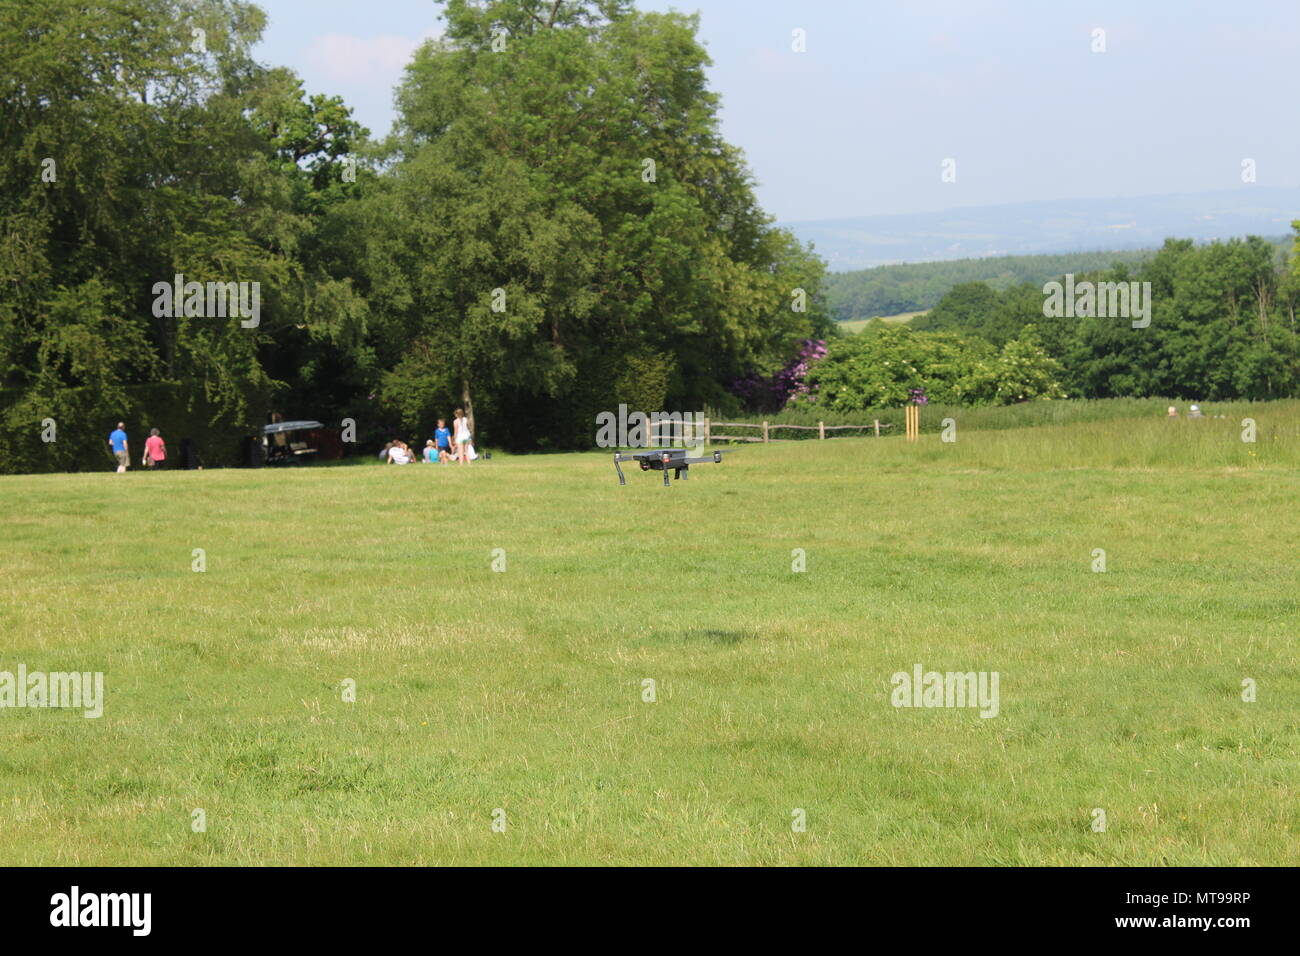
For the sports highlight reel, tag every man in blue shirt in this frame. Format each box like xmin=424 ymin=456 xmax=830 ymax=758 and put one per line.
xmin=108 ymin=422 xmax=129 ymax=473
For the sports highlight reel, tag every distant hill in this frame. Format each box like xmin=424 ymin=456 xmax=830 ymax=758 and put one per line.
xmin=824 ymin=238 xmax=1293 ymax=324
xmin=786 ymin=187 xmax=1300 ymax=272
xmin=824 ymin=249 xmax=1157 ymax=323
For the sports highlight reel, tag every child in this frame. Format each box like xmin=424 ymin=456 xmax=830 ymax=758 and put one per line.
xmin=423 ymin=439 xmax=437 ymax=463
xmin=453 ymin=409 xmax=473 ymax=464
xmin=434 ymin=419 xmax=452 ymax=463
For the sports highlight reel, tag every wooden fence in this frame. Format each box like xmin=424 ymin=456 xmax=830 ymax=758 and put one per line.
xmin=649 ymin=418 xmax=894 ymax=444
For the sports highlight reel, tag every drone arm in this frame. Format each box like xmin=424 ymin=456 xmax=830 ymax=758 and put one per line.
xmin=613 ymin=453 xmax=626 ymax=485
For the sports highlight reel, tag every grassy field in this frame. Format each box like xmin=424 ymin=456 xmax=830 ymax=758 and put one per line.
xmin=713 ymin=396 xmax=1286 ymax=442
xmin=837 ymin=310 xmax=925 ymax=333
xmin=1 ymin=407 xmax=1297 ymax=865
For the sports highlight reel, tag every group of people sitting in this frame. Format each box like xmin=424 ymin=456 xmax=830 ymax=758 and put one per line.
xmin=381 ymin=410 xmax=476 ymax=465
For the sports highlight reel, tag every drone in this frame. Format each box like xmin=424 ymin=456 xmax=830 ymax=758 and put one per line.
xmin=614 ymin=447 xmax=726 ymax=486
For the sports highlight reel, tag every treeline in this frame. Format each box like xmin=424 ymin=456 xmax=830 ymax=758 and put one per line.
xmin=0 ymin=0 xmax=830 ymax=472
xmin=906 ymin=234 xmax=1300 ymax=400
xmin=754 ymin=233 xmax=1300 ymax=415
xmin=827 ymin=248 xmax=1179 ymax=322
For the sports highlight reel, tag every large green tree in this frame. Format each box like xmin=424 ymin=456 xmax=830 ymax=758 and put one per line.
xmin=0 ymin=0 xmax=372 ymax=470
xmin=354 ymin=0 xmax=829 ymax=447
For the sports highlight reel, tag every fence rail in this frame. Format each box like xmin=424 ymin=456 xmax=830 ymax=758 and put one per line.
xmin=649 ymin=418 xmax=895 ymax=444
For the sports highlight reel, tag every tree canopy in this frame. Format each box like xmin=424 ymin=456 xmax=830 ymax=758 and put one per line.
xmin=909 ymin=234 xmax=1300 ymax=402
xmin=1 ymin=0 xmax=831 ymax=469
xmin=1 ymin=0 xmax=1295 ymax=471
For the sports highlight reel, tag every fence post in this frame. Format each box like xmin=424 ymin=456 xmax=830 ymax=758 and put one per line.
xmin=818 ymin=421 xmax=825 ymax=440
xmin=762 ymin=420 xmax=769 ymax=443
xmin=704 ymin=417 xmax=710 ymax=445
xmin=874 ymin=419 xmax=880 ymax=437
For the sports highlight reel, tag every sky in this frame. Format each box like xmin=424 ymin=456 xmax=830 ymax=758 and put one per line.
xmin=252 ymin=0 xmax=1300 ymax=223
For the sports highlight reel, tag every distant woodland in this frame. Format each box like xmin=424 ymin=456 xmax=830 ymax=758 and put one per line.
xmin=824 ymin=243 xmax=1291 ymax=322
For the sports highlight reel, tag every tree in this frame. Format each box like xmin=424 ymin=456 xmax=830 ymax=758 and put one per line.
xmin=0 ymin=0 xmax=373 ymax=470
xmin=354 ymin=0 xmax=829 ymax=447
xmin=805 ymin=325 xmax=1064 ymax=411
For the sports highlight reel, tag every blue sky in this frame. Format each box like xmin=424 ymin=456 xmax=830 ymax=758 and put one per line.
xmin=253 ymin=0 xmax=1300 ymax=222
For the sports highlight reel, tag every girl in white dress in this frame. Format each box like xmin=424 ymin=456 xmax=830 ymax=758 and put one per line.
xmin=453 ymin=409 xmax=474 ymax=464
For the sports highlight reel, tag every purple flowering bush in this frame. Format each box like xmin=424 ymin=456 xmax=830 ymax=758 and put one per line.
xmin=730 ymin=339 xmax=827 ymax=411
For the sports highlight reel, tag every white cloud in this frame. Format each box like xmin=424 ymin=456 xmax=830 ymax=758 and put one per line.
xmin=304 ymin=29 xmax=440 ymax=83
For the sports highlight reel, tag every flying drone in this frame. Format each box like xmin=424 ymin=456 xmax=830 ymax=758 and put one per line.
xmin=614 ymin=447 xmax=726 ymax=486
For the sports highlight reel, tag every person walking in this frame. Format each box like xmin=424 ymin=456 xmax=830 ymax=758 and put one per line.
xmin=143 ymin=428 xmax=167 ymax=469
xmin=108 ymin=422 xmax=130 ymax=473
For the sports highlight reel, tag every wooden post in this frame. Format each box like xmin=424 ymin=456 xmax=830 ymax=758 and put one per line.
xmin=874 ymin=419 xmax=880 ymax=437
xmin=762 ymin=420 xmax=769 ymax=443
xmin=704 ymin=417 xmax=711 ymax=445
xmin=818 ymin=420 xmax=825 ymax=440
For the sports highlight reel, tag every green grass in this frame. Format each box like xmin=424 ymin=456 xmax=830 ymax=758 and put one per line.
xmin=715 ymin=396 xmax=1289 ymax=442
xmin=837 ymin=310 xmax=925 ymax=333
xmin=1 ymin=406 xmax=1297 ymax=865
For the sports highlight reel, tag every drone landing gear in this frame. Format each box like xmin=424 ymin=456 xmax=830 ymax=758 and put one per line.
xmin=614 ymin=449 xmax=725 ymax=486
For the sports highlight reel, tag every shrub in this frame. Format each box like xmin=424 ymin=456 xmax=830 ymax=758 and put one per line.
xmin=804 ymin=326 xmax=1064 ymax=412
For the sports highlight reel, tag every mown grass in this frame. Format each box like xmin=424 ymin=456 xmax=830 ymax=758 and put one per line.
xmin=715 ymin=396 xmax=1294 ymax=443
xmin=0 ymin=405 xmax=1296 ymax=865
xmin=836 ymin=311 xmax=925 ymax=333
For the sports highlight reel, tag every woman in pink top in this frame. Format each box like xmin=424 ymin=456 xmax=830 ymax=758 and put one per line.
xmin=144 ymin=428 xmax=166 ymax=469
